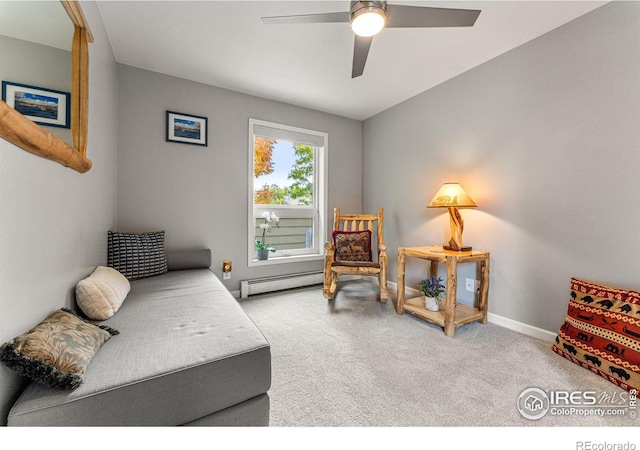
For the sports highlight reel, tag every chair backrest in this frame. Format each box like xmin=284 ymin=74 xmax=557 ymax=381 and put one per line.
xmin=332 ymin=208 xmax=384 ymax=247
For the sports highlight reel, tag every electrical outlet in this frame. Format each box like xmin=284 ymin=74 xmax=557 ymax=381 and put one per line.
xmin=465 ymin=278 xmax=475 ymax=292
xmin=222 ymin=260 xmax=232 ymax=280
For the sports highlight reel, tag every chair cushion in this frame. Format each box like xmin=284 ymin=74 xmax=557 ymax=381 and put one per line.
xmin=552 ymin=278 xmax=640 ymax=393
xmin=332 ymin=261 xmax=380 ymax=268
xmin=333 ymin=230 xmax=372 ymax=262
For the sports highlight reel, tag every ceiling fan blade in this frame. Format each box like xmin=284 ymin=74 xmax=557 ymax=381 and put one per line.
xmin=352 ymin=35 xmax=373 ymax=79
xmin=385 ymin=5 xmax=481 ymax=28
xmin=262 ymin=11 xmax=349 ymax=25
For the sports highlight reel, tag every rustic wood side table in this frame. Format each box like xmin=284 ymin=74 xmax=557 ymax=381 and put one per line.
xmin=396 ymin=245 xmax=490 ymax=337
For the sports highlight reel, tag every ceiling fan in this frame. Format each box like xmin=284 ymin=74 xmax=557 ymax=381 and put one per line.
xmin=262 ymin=1 xmax=481 ymax=78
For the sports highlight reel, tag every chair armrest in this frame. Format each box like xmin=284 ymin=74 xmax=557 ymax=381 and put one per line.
xmin=378 ymin=242 xmax=388 ymax=267
xmin=324 ymin=242 xmax=335 ymax=272
xmin=324 ymin=242 xmax=335 ymax=259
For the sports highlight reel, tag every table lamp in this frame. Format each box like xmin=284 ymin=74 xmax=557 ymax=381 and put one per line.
xmin=427 ymin=182 xmax=477 ymax=252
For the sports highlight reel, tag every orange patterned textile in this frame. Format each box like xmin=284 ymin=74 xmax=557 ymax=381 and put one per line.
xmin=553 ymin=278 xmax=640 ymax=392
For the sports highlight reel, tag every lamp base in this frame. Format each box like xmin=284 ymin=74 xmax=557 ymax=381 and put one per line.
xmin=444 ymin=245 xmax=472 ymax=252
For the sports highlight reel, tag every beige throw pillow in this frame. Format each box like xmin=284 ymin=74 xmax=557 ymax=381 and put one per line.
xmin=0 ymin=308 xmax=118 ymax=390
xmin=76 ymin=266 xmax=130 ymax=320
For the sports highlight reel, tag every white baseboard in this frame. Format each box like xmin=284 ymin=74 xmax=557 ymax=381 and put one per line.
xmin=387 ymin=281 xmax=557 ymax=343
xmin=487 ymin=313 xmax=557 ymax=342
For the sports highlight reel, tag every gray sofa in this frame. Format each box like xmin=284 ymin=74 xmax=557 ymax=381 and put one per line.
xmin=6 ymin=249 xmax=271 ymax=426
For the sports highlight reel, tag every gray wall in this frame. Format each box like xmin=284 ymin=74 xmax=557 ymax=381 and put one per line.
xmin=0 ymin=35 xmax=72 ymax=145
xmin=0 ymin=1 xmax=118 ymax=424
xmin=116 ymin=65 xmax=362 ymax=291
xmin=362 ymin=2 xmax=640 ymax=333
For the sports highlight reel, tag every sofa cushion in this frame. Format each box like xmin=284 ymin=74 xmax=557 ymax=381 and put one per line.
xmin=7 ymin=270 xmax=271 ymax=426
xmin=333 ymin=230 xmax=372 ymax=262
xmin=76 ymin=266 xmax=130 ymax=320
xmin=0 ymin=309 xmax=118 ymax=390
xmin=166 ymin=248 xmax=212 ymax=271
xmin=107 ymin=230 xmax=168 ymax=280
xmin=552 ymin=278 xmax=640 ymax=393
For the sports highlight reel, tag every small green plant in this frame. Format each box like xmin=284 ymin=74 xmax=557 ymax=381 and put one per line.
xmin=255 ymin=240 xmax=275 ymax=253
xmin=418 ymin=275 xmax=446 ymax=298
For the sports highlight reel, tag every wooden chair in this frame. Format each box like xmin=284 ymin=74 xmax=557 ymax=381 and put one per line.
xmin=323 ymin=208 xmax=388 ymax=302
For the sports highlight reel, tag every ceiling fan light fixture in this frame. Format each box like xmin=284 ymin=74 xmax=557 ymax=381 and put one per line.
xmin=350 ymin=6 xmax=386 ymax=37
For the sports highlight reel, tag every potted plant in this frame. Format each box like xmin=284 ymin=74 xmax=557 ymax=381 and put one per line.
xmin=256 ymin=211 xmax=279 ymax=260
xmin=418 ymin=275 xmax=446 ymax=311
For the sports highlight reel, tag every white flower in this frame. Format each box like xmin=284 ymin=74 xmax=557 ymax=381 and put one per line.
xmin=262 ymin=211 xmax=279 ymax=222
xmin=259 ymin=224 xmax=270 ymax=230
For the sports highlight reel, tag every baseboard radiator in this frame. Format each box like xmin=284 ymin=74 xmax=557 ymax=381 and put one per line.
xmin=240 ymin=271 xmax=324 ymax=298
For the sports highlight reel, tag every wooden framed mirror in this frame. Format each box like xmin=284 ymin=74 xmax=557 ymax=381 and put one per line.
xmin=0 ymin=1 xmax=93 ymax=173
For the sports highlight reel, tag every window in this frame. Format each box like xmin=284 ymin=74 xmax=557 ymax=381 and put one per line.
xmin=248 ymin=119 xmax=327 ymax=266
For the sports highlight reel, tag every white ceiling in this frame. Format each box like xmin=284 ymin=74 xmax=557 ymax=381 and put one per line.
xmin=97 ymin=1 xmax=607 ymax=120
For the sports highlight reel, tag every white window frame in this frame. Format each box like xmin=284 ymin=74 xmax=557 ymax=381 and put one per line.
xmin=247 ymin=118 xmax=328 ymax=267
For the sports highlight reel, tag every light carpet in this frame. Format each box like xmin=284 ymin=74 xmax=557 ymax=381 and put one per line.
xmin=239 ymin=279 xmax=634 ymax=427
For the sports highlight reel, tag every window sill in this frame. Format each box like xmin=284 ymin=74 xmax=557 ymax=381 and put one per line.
xmin=248 ymin=253 xmax=324 ymax=267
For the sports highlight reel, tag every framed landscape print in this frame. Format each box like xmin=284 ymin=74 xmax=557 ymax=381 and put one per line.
xmin=166 ymin=111 xmax=208 ymax=147
xmin=2 ymin=81 xmax=70 ymax=129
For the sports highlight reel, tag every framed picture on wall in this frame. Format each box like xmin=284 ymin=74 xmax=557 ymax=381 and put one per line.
xmin=2 ymin=81 xmax=70 ymax=129
xmin=166 ymin=111 xmax=208 ymax=147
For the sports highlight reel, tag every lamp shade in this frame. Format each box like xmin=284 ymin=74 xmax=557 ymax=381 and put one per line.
xmin=427 ymin=183 xmax=477 ymax=208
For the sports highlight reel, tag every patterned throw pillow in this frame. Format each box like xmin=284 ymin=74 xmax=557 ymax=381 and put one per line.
xmin=333 ymin=230 xmax=372 ymax=262
xmin=108 ymin=230 xmax=168 ymax=281
xmin=0 ymin=309 xmax=118 ymax=390
xmin=552 ymin=278 xmax=640 ymax=392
